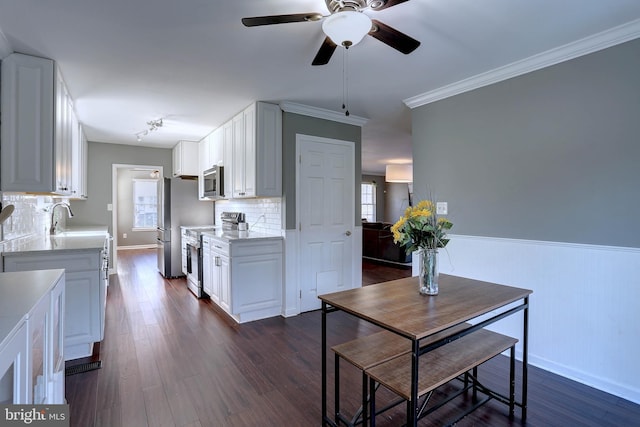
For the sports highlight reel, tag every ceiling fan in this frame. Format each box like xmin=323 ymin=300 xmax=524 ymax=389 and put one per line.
xmin=241 ymin=0 xmax=420 ymax=66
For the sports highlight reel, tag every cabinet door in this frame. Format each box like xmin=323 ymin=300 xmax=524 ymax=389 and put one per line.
xmin=202 ymin=239 xmax=212 ymax=296
xmin=0 ymin=53 xmax=55 ymax=193
xmin=54 ymin=76 xmax=73 ymax=196
xmin=198 ymin=136 xmax=209 ymax=200
xmin=64 ymin=270 xmax=101 ymax=353
xmin=231 ymin=112 xmax=246 ymax=197
xmin=28 ymin=295 xmax=48 ymax=404
xmin=218 ymin=255 xmax=231 ymax=313
xmin=209 ymin=252 xmax=221 ymax=304
xmin=242 ymin=104 xmax=256 ymax=197
xmin=0 ymin=323 xmax=28 ymax=404
xmin=222 ymin=121 xmax=233 ymax=199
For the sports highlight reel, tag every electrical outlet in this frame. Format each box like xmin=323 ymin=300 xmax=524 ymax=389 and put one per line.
xmin=123 ymin=233 xmax=127 ymax=239
xmin=436 ymin=202 xmax=448 ymax=215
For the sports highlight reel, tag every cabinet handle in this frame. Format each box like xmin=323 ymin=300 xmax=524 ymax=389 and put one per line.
xmin=215 ymin=256 xmax=221 ymax=267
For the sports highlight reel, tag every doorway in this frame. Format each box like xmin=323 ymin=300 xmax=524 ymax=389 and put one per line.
xmin=111 ymin=164 xmax=163 ymax=273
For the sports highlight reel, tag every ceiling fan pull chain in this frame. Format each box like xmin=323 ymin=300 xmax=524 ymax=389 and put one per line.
xmin=343 ymin=47 xmax=350 ymax=116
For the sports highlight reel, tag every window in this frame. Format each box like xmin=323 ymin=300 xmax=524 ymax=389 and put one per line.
xmin=133 ymin=179 xmax=158 ymax=230
xmin=361 ymin=182 xmax=376 ymax=222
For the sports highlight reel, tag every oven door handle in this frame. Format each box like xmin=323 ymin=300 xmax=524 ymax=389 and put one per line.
xmin=186 ymin=244 xmax=193 ymax=275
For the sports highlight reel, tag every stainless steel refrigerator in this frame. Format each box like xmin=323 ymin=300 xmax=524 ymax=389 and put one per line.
xmin=157 ymin=177 xmax=213 ymax=278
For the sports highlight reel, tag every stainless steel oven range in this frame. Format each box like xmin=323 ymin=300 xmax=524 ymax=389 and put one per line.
xmin=183 ymin=227 xmax=216 ymax=298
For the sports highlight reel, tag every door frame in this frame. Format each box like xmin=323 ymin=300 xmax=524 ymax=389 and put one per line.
xmin=294 ymin=134 xmax=359 ymax=313
xmin=111 ymin=164 xmax=163 ymax=274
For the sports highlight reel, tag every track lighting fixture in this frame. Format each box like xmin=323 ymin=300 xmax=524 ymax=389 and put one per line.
xmin=135 ymin=118 xmax=163 ymax=142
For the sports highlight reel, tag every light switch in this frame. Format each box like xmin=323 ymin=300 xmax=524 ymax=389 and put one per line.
xmin=107 ymin=203 xmax=113 ymax=211
xmin=436 ymin=202 xmax=448 ymax=215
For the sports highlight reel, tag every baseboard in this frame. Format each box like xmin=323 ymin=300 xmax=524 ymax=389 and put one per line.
xmin=117 ymin=244 xmax=156 ymax=250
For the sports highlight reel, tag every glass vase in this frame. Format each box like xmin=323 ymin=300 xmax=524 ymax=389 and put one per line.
xmin=419 ymin=248 xmax=439 ymax=295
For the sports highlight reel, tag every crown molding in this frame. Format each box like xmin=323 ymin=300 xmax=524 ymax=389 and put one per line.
xmin=279 ymin=101 xmax=368 ymax=127
xmin=404 ymin=18 xmax=640 ymax=109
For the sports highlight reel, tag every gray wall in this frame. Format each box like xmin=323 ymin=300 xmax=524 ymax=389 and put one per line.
xmin=282 ymin=112 xmax=362 ymax=229
xmin=412 ymin=38 xmax=640 ymax=248
xmin=384 ymin=182 xmax=411 ymax=223
xmin=68 ymin=142 xmax=172 ymax=237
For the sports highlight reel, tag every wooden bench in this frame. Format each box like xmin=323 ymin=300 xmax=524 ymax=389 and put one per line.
xmin=331 ymin=323 xmax=470 ymax=426
xmin=366 ymin=328 xmax=518 ymax=426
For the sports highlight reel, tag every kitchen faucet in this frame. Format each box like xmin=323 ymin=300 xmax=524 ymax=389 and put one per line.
xmin=49 ymin=202 xmax=74 ymax=235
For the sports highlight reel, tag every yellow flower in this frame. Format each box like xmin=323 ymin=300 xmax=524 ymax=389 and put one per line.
xmin=411 ymin=208 xmax=431 ymax=218
xmin=416 ymin=200 xmax=434 ymax=211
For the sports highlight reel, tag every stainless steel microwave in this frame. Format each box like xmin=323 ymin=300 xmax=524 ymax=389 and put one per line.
xmin=203 ymin=166 xmax=224 ymax=199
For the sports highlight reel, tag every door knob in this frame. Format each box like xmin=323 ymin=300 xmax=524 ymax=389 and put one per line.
xmin=345 ymin=230 xmax=352 ymax=236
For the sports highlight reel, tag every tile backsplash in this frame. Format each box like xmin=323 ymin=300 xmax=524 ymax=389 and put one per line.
xmin=1 ymin=194 xmax=58 ymax=242
xmin=214 ymin=197 xmax=283 ymax=234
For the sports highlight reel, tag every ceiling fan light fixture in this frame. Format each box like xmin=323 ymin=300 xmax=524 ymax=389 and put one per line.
xmin=322 ymin=11 xmax=372 ymax=47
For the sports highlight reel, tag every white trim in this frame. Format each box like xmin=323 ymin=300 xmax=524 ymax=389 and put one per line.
xmin=279 ymin=101 xmax=368 ymax=126
xmin=404 ymin=19 xmax=640 ymax=108
xmin=116 ymin=244 xmax=157 ymax=250
xmin=111 ymin=164 xmax=163 ymax=274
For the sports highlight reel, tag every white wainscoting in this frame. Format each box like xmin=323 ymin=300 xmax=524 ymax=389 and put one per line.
xmin=436 ymin=234 xmax=640 ymax=404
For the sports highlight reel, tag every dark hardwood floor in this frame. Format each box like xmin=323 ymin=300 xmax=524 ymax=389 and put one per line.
xmin=65 ymin=250 xmax=639 ymax=426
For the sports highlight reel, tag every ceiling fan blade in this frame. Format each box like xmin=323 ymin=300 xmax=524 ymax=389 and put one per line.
xmin=368 ymin=19 xmax=420 ymax=54
xmin=312 ymin=37 xmax=337 ymax=66
xmin=241 ymin=13 xmax=323 ymax=27
xmin=370 ymin=0 xmax=410 ymax=11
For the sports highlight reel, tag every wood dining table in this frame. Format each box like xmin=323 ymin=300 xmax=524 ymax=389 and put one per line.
xmin=319 ymin=274 xmax=532 ymax=426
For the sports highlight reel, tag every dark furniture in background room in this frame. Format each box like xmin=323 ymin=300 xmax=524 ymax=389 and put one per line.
xmin=362 ymin=222 xmax=412 ymax=265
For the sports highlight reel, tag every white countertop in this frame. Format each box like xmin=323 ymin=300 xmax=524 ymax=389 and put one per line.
xmin=0 ymin=269 xmax=65 ymax=348
xmin=201 ymin=229 xmax=283 ymax=243
xmin=1 ymin=228 xmax=109 ymax=256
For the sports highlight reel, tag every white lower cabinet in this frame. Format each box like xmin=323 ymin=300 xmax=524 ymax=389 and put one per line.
xmin=0 ymin=269 xmax=65 ymax=405
xmin=201 ymin=235 xmax=283 ymax=323
xmin=3 ymin=250 xmax=105 ymax=361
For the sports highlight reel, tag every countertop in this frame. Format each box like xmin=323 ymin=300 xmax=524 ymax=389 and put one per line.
xmin=0 ymin=269 xmax=65 ymax=347
xmin=1 ymin=228 xmax=109 ymax=256
xmin=201 ymin=229 xmax=283 ymax=243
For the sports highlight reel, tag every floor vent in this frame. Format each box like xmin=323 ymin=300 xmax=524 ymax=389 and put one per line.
xmin=65 ymin=361 xmax=102 ymax=376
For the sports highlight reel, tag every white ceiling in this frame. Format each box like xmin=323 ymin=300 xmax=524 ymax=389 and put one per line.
xmin=1 ymin=0 xmax=639 ymax=174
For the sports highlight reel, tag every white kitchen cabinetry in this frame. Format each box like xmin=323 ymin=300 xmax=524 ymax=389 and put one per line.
xmin=172 ymin=140 xmax=199 ymax=177
xmin=222 ymin=120 xmax=234 ymax=199
xmin=70 ymin=116 xmax=88 ymax=199
xmin=198 ymin=127 xmax=224 ymax=200
xmin=0 ymin=52 xmax=84 ymax=196
xmin=201 ymin=235 xmax=283 ymax=323
xmin=4 ymin=250 xmax=105 ymax=361
xmin=181 ymin=228 xmax=189 ymax=275
xmin=0 ymin=270 xmax=66 ymax=405
xmin=201 ymin=236 xmax=213 ymax=297
xmin=231 ymin=102 xmax=282 ymax=198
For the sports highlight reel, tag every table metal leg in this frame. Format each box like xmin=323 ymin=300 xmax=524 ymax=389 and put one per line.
xmin=522 ymin=296 xmax=529 ymax=420
xmin=322 ymin=302 xmax=328 ymax=425
xmin=408 ymin=339 xmax=419 ymax=426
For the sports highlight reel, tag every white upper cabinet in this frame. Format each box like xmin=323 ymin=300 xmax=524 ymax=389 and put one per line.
xmin=172 ymin=140 xmax=199 ymax=177
xmin=0 ymin=53 xmax=86 ymax=196
xmin=197 ymin=127 xmax=224 ymax=200
xmin=231 ymin=102 xmax=282 ymax=198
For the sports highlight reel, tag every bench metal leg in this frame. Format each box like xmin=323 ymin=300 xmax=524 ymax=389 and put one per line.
xmin=509 ymin=345 xmax=515 ymax=418
xmin=335 ymin=352 xmax=340 ymax=425
xmin=369 ymin=376 xmax=376 ymax=427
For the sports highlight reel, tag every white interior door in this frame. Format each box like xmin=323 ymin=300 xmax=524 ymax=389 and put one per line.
xmin=297 ymin=135 xmax=355 ymax=312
